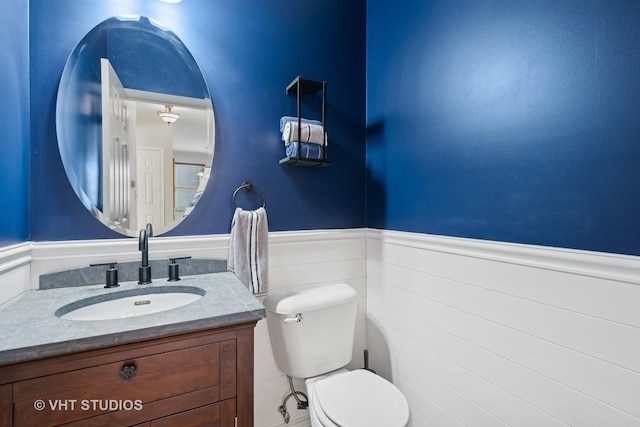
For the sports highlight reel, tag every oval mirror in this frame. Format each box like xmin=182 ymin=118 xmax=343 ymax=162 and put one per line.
xmin=56 ymin=16 xmax=214 ymax=236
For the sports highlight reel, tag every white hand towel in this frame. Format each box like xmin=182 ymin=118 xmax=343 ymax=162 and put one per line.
xmin=282 ymin=121 xmax=327 ymax=146
xmin=228 ymin=207 xmax=269 ymax=295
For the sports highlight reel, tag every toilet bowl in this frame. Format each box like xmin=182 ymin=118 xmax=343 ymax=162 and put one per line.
xmin=306 ymin=369 xmax=409 ymax=427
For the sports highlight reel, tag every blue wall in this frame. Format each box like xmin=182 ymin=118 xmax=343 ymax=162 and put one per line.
xmin=367 ymin=0 xmax=640 ymax=256
xmin=6 ymin=1 xmax=640 ymax=257
xmin=0 ymin=0 xmax=30 ymax=246
xmin=29 ymin=0 xmax=367 ymax=240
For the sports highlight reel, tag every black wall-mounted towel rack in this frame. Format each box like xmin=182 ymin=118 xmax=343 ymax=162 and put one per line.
xmin=232 ymin=181 xmax=267 ymax=209
xmin=279 ymin=76 xmax=331 ymax=167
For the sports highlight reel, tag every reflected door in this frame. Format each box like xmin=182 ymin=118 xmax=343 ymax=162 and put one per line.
xmin=136 ymin=147 xmax=165 ymax=230
xmin=101 ymin=59 xmax=134 ymax=229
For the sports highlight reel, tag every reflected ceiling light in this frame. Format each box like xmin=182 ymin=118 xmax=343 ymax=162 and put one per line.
xmin=157 ymin=105 xmax=180 ymax=125
xmin=160 ymin=0 xmax=182 ymax=3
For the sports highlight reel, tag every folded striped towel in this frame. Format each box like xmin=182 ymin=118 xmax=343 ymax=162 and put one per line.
xmin=286 ymin=142 xmax=325 ymax=160
xmin=228 ymin=207 xmax=269 ymax=295
xmin=282 ymin=121 xmax=327 ymax=146
xmin=280 ymin=116 xmax=322 ymax=132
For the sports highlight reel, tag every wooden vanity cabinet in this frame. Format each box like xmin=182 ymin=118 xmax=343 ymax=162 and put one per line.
xmin=0 ymin=322 xmax=257 ymax=427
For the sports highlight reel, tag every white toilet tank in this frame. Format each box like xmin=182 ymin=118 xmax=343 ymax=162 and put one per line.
xmin=264 ymin=283 xmax=358 ymax=379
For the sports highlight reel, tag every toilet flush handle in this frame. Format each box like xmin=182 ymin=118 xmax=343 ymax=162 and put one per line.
xmin=283 ymin=313 xmax=303 ymax=323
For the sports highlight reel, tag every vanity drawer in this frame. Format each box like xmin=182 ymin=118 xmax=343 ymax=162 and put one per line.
xmin=12 ymin=341 xmax=229 ymax=426
xmin=150 ymin=398 xmax=236 ymax=427
xmin=61 ymin=387 xmax=224 ymax=426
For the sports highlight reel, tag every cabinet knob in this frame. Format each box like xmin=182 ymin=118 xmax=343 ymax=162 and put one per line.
xmin=119 ymin=364 xmax=137 ymax=381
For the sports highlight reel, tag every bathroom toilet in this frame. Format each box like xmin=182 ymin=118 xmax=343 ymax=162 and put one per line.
xmin=264 ymin=283 xmax=409 ymax=427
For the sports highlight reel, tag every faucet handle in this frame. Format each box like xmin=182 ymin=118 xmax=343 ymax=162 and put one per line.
xmin=168 ymin=256 xmax=192 ymax=282
xmin=90 ymin=262 xmax=119 ymax=288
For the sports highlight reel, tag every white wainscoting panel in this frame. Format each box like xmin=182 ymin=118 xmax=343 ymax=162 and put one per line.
xmin=0 ymin=243 xmax=31 ymax=308
xmin=366 ymin=229 xmax=640 ymax=427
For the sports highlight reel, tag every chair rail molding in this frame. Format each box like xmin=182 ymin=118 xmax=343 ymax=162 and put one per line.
xmin=367 ymin=228 xmax=640 ymax=285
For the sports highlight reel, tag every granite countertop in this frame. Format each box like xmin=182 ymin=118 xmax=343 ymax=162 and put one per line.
xmin=0 ymin=272 xmax=266 ymax=366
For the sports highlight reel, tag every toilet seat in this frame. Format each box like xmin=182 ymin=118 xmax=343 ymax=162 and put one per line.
xmin=308 ymin=379 xmax=340 ymax=427
xmin=310 ymin=369 xmax=409 ymax=427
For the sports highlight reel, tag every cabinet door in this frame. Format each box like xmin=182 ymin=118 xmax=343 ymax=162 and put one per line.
xmin=0 ymin=384 xmax=11 ymax=427
xmin=150 ymin=399 xmax=236 ymax=427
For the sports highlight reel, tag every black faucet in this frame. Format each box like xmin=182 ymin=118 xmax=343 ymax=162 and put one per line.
xmin=168 ymin=256 xmax=192 ymax=282
xmin=138 ymin=223 xmax=153 ymax=284
xmin=90 ymin=262 xmax=120 ymax=288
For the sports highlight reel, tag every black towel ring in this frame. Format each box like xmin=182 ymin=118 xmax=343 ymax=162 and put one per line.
xmin=232 ymin=181 xmax=267 ymax=209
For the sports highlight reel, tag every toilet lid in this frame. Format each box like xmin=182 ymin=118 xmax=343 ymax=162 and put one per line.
xmin=315 ymin=370 xmax=409 ymax=427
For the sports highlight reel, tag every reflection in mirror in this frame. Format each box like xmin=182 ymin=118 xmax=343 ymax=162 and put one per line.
xmin=56 ymin=16 xmax=214 ymax=236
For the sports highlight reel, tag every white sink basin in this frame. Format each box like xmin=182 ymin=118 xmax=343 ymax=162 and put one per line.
xmin=56 ymin=286 xmax=205 ymax=321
